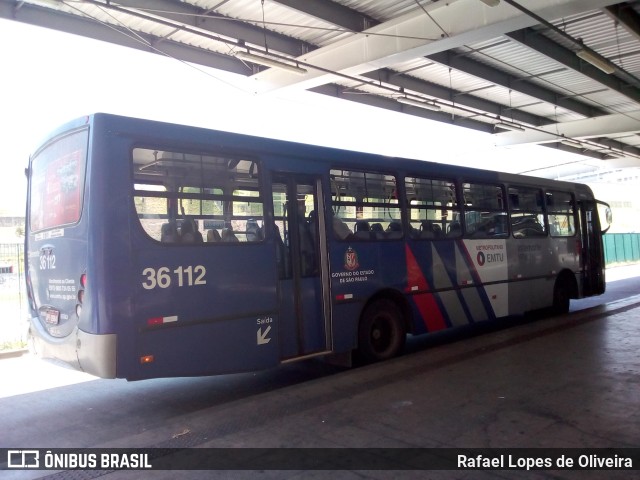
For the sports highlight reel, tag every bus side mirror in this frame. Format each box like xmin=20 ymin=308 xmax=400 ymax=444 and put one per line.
xmin=597 ymin=201 xmax=612 ymax=234
xmin=604 ymin=207 xmax=612 ymax=233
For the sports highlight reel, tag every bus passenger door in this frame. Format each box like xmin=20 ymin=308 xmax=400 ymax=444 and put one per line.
xmin=578 ymin=200 xmax=606 ymax=296
xmin=272 ymin=174 xmax=331 ymax=359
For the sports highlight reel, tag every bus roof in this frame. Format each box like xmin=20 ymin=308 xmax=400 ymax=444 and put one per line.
xmin=35 ymin=113 xmax=593 ymax=197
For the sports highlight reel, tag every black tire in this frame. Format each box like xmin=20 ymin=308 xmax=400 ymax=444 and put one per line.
xmin=357 ymin=299 xmax=406 ymax=363
xmin=552 ymin=279 xmax=571 ymax=315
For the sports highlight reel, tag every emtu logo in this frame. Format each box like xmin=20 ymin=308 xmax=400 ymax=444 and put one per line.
xmin=477 ymin=251 xmax=486 ymax=266
xmin=7 ymin=450 xmax=40 ymax=468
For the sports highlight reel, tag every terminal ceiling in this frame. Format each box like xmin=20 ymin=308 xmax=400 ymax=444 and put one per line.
xmin=3 ymin=0 xmax=640 ymax=169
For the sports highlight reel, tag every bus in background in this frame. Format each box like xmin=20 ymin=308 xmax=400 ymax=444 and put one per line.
xmin=25 ymin=114 xmax=611 ymax=380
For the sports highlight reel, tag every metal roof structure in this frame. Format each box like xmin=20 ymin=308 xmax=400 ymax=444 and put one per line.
xmin=3 ymin=0 xmax=640 ymax=170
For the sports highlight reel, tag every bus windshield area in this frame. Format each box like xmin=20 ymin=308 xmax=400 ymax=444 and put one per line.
xmin=29 ymin=129 xmax=88 ymax=233
xmin=132 ymin=148 xmax=263 ymax=244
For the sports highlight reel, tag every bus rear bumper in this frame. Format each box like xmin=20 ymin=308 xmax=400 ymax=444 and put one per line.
xmin=76 ymin=329 xmax=117 ymax=379
xmin=28 ymin=317 xmax=117 ymax=379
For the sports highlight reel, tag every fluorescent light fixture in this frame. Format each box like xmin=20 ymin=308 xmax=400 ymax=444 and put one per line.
xmin=560 ymin=138 xmax=583 ymax=149
xmin=236 ymin=51 xmax=307 ymax=75
xmin=576 ymin=49 xmax=615 ymax=74
xmin=605 ymin=149 xmax=626 ymax=158
xmin=478 ymin=0 xmax=500 ymax=6
xmin=397 ymin=97 xmax=441 ymax=112
xmin=495 ymin=121 xmax=525 ymax=132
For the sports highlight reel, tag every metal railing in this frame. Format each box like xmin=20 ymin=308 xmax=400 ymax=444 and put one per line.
xmin=0 ymin=243 xmax=26 ymax=349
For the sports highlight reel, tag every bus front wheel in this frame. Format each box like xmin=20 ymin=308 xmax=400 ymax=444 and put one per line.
xmin=358 ymin=299 xmax=406 ymax=363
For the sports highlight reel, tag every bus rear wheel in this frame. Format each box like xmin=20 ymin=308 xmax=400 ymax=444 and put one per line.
xmin=358 ymin=299 xmax=406 ymax=363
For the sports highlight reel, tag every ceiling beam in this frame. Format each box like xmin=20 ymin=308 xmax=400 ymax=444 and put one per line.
xmin=0 ymin=0 xmax=250 ymax=74
xmin=273 ymin=0 xmax=375 ymax=32
xmin=427 ymin=50 xmax=607 ymax=118
xmin=114 ymin=0 xmax=312 ymax=57
xmin=494 ymin=110 xmax=640 ymax=159
xmin=310 ymin=83 xmax=496 ymax=134
xmin=495 ymin=111 xmax=640 ymax=146
xmin=248 ymin=0 xmax=622 ymax=93
xmin=272 ymin=0 xmax=604 ymax=121
xmin=506 ymin=27 xmax=640 ymax=104
xmin=605 ymin=2 xmax=640 ymax=42
xmin=591 ymin=136 xmax=640 ymax=157
xmin=310 ymin=83 xmax=619 ymax=162
xmin=362 ymin=69 xmax=549 ymax=127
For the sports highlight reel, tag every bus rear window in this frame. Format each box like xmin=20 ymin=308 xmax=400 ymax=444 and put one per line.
xmin=29 ymin=129 xmax=88 ymax=232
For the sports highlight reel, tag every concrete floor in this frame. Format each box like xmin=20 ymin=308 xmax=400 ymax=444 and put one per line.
xmin=2 ymin=266 xmax=640 ymax=479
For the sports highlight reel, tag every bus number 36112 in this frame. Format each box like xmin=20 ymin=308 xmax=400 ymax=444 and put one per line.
xmin=141 ymin=266 xmax=207 ymax=290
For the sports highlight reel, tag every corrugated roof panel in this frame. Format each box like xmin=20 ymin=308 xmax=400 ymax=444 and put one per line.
xmin=336 ymin=0 xmax=421 ymax=22
xmin=463 ymin=33 xmax=640 ymax=116
xmin=466 ymin=84 xmax=579 ymax=123
xmin=195 ymin=0 xmax=351 ymax=47
xmin=398 ymin=61 xmax=496 ymax=96
xmin=533 ymin=68 xmax=609 ymax=97
xmin=61 ymin=2 xmax=181 ymax=43
xmin=550 ymin=10 xmax=614 ymax=49
xmin=166 ymin=29 xmax=232 ymax=55
xmin=539 ymin=7 xmax=640 ymax=95
xmin=15 ymin=0 xmax=640 ymax=164
xmin=546 ymin=8 xmax=640 ymax=76
xmin=467 ymin=38 xmax=566 ymax=78
xmin=389 ymin=56 xmax=586 ymax=127
xmin=581 ymin=90 xmax=640 ymax=114
xmin=614 ymin=52 xmax=640 ymax=78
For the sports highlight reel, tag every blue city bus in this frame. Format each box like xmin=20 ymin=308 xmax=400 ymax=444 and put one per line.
xmin=25 ymin=114 xmax=611 ymax=380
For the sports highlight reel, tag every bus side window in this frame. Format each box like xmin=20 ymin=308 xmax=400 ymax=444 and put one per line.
xmin=246 ymin=218 xmax=263 ymax=242
xmin=332 ymin=213 xmax=353 ymax=240
xmin=132 ymin=148 xmax=263 ymax=246
xmin=330 ymin=169 xmax=401 ymax=241
xmin=161 ymin=221 xmax=178 ymax=243
xmin=462 ymin=182 xmax=507 ymax=238
xmin=509 ymin=186 xmax=546 ymax=238
xmin=405 ymin=176 xmax=458 ymax=239
xmin=221 ymin=228 xmax=239 ymax=242
xmin=546 ymin=191 xmax=575 ymax=237
xmin=180 ymin=218 xmax=203 ymax=243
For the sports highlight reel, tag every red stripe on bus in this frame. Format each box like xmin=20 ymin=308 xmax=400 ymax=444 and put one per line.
xmin=405 ymin=245 xmax=447 ymax=332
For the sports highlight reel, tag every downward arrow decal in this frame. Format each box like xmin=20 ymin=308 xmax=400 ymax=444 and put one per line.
xmin=257 ymin=326 xmax=272 ymax=345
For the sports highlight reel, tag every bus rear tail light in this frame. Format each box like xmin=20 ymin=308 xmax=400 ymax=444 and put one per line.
xmin=76 ymin=272 xmax=86 ymax=318
xmin=140 ymin=355 xmax=154 ymax=364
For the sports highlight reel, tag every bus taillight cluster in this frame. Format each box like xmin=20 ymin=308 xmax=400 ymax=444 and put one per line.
xmin=76 ymin=273 xmax=87 ymax=317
